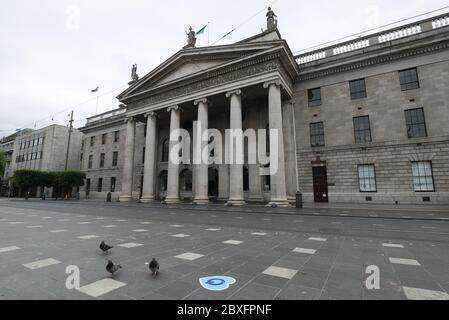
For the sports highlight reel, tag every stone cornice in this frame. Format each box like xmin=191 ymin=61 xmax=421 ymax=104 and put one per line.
xmin=298 ymin=40 xmax=449 ymax=81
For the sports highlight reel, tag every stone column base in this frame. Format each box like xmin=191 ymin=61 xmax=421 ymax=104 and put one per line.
xmin=226 ymin=199 xmax=247 ymax=206
xmin=165 ymin=198 xmax=181 ymax=204
xmin=193 ymin=198 xmax=210 ymax=205
xmin=267 ymin=200 xmax=292 ymax=208
xmin=119 ymin=195 xmax=133 ymax=202
xmin=140 ymin=197 xmax=155 ymax=204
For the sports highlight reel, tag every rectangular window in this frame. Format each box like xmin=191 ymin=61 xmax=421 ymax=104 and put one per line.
xmin=308 ymin=88 xmax=322 ymax=107
xmin=114 ymin=130 xmax=120 ymax=142
xmin=99 ymin=153 xmax=105 ymax=168
xmin=353 ymin=116 xmax=372 ymax=143
xmin=90 ymin=136 xmax=95 ymax=147
xmin=111 ymin=177 xmax=116 ymax=193
xmin=97 ymin=178 xmax=103 ymax=192
xmin=399 ymin=68 xmax=419 ymax=91
xmin=405 ymin=108 xmax=427 ymax=138
xmin=358 ymin=164 xmax=377 ymax=192
xmin=102 ymin=133 xmax=107 ymax=145
xmin=310 ymin=122 xmax=325 ymax=147
xmin=88 ymin=155 xmax=93 ymax=169
xmin=349 ymin=79 xmax=367 ymax=100
xmin=37 ymin=151 xmax=43 ymax=159
xmin=412 ymin=161 xmax=434 ymax=192
xmin=112 ymin=151 xmax=118 ymax=167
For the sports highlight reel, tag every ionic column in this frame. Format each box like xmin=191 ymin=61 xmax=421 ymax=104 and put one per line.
xmin=165 ymin=105 xmax=182 ymax=204
xmin=263 ymin=80 xmax=289 ymax=207
xmin=141 ymin=112 xmax=158 ymax=203
xmin=193 ymin=98 xmax=209 ymax=204
xmin=119 ymin=117 xmax=136 ymax=202
xmin=226 ymin=89 xmax=246 ymax=206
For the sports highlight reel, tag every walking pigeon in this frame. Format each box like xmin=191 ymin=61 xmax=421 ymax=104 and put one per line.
xmin=149 ymin=258 xmax=159 ymax=276
xmin=99 ymin=241 xmax=113 ymax=253
xmin=106 ymin=260 xmax=122 ymax=276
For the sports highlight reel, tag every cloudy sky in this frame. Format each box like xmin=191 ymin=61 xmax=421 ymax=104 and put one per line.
xmin=1 ymin=0 xmax=448 ymax=137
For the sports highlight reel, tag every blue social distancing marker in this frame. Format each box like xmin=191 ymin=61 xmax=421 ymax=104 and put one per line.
xmin=199 ymin=276 xmax=236 ymax=291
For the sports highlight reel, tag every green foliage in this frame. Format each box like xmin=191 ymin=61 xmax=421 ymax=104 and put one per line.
xmin=12 ymin=170 xmax=85 ymax=191
xmin=52 ymin=171 xmax=85 ymax=189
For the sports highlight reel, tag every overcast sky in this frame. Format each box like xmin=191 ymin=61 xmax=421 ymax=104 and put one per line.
xmin=1 ymin=0 xmax=448 ymax=137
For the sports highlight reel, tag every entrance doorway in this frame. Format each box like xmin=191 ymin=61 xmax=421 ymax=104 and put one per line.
xmin=208 ymin=168 xmax=219 ymax=199
xmin=312 ymin=166 xmax=328 ymax=203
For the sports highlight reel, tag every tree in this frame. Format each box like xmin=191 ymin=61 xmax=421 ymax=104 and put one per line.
xmin=53 ymin=171 xmax=85 ymax=198
xmin=12 ymin=170 xmax=42 ymax=197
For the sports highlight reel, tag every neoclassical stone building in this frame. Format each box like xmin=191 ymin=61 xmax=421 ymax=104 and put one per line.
xmin=79 ymin=11 xmax=449 ymax=205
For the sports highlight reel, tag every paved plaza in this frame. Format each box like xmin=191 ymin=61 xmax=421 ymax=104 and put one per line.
xmin=1 ymin=199 xmax=449 ymax=300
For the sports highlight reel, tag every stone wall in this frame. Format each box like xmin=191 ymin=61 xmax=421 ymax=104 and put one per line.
xmin=293 ymin=56 xmax=449 ymax=204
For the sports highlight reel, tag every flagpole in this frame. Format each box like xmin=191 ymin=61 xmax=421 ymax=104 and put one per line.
xmin=95 ymin=89 xmax=99 ymax=115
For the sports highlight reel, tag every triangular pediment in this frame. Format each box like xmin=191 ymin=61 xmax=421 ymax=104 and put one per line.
xmin=118 ymin=41 xmax=284 ymax=101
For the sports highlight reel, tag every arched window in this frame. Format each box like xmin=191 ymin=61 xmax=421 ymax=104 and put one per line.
xmin=243 ymin=166 xmax=249 ymax=191
xmin=209 ymin=136 xmax=215 ymax=158
xmin=180 ymin=169 xmax=192 ymax=191
xmin=161 ymin=139 xmax=169 ymax=162
xmin=159 ymin=171 xmax=168 ymax=191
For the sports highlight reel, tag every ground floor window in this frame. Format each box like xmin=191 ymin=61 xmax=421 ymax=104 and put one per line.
xmin=358 ymin=164 xmax=377 ymax=192
xmin=180 ymin=170 xmax=192 ymax=191
xmin=97 ymin=178 xmax=103 ymax=192
xmin=412 ymin=161 xmax=434 ymax=192
xmin=110 ymin=177 xmax=116 ymax=192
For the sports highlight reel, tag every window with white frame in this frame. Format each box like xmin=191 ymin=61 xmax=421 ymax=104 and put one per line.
xmin=358 ymin=164 xmax=377 ymax=192
xmin=412 ymin=161 xmax=435 ymax=192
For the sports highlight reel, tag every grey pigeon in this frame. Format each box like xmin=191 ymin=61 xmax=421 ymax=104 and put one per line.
xmin=106 ymin=260 xmax=122 ymax=276
xmin=149 ymin=258 xmax=159 ymax=276
xmin=99 ymin=241 xmax=113 ymax=253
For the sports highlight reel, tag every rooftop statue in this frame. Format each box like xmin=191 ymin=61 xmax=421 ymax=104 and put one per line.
xmin=129 ymin=64 xmax=139 ymax=85
xmin=184 ymin=26 xmax=196 ymax=49
xmin=266 ymin=7 xmax=278 ymax=30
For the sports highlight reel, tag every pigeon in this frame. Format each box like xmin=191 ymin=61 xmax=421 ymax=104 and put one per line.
xmin=99 ymin=241 xmax=113 ymax=253
xmin=149 ymin=258 xmax=159 ymax=276
xmin=106 ymin=260 xmax=122 ymax=276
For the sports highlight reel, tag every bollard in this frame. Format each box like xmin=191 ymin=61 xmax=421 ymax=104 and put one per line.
xmin=295 ymin=191 xmax=303 ymax=209
xmin=106 ymin=192 xmax=112 ymax=202
xmin=76 ymin=192 xmax=80 ymax=200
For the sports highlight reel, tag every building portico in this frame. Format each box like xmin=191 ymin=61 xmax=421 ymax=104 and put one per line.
xmin=116 ymin=32 xmax=300 ymax=206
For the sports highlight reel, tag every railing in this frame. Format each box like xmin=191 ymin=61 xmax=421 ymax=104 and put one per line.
xmin=295 ymin=13 xmax=449 ymax=65
xmin=432 ymin=16 xmax=449 ymax=29
xmin=378 ymin=25 xmax=421 ymax=43
xmin=86 ymin=108 xmax=126 ymax=124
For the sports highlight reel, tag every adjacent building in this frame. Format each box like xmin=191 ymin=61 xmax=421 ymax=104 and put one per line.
xmin=5 ymin=124 xmax=83 ymax=197
xmin=0 ymin=129 xmax=33 ymax=196
xmin=79 ymin=11 xmax=449 ymax=205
